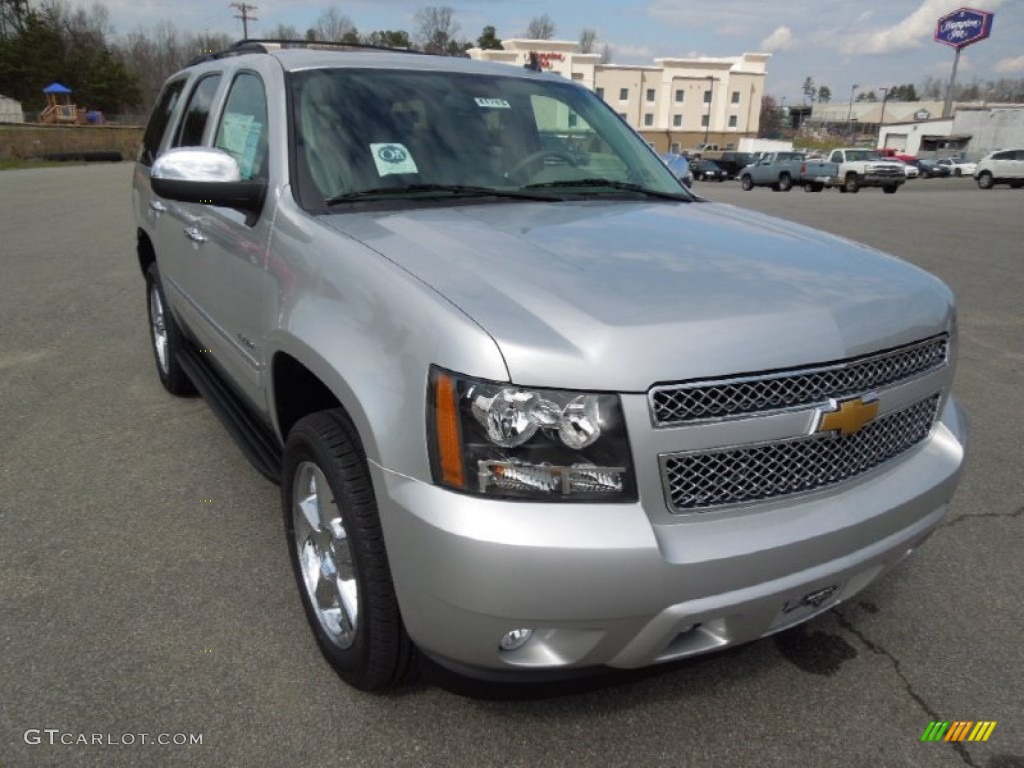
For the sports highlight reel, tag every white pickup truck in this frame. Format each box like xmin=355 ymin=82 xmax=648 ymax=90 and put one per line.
xmin=803 ymin=148 xmax=907 ymax=194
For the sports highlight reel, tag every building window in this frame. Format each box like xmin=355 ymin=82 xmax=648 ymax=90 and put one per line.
xmin=568 ymin=113 xmax=578 ymax=128
xmin=701 ymin=114 xmax=709 ymax=127
xmin=618 ymin=112 xmax=627 ymax=120
xmin=643 ymin=113 xmax=654 ymax=126
xmin=596 ymin=87 xmax=604 ymax=99
xmin=619 ymin=87 xmax=629 ymax=101
xmin=670 ymin=142 xmax=680 ymax=153
xmin=571 ymin=72 xmax=583 ymax=81
xmin=731 ymin=90 xmax=740 ymax=104
xmin=703 ymin=89 xmax=712 ymax=104
xmin=672 ymin=114 xmax=682 ymax=127
xmin=728 ymin=115 xmax=738 ymax=128
xmin=674 ymin=89 xmax=684 ymax=103
xmin=646 ymin=88 xmax=656 ymax=102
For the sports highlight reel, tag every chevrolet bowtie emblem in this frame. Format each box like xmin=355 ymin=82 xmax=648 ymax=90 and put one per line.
xmin=817 ymin=397 xmax=879 ymax=437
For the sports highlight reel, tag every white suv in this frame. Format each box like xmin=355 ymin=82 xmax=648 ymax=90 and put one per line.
xmin=974 ymin=149 xmax=1024 ymax=189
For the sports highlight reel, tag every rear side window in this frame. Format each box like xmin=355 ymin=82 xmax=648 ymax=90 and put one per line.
xmin=214 ymin=72 xmax=269 ymax=180
xmin=139 ymin=79 xmax=186 ymax=167
xmin=174 ymin=75 xmax=223 ymax=148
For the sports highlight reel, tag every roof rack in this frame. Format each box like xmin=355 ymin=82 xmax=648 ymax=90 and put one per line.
xmin=186 ymin=38 xmax=423 ymax=67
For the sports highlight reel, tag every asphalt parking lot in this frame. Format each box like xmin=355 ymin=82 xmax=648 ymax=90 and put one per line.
xmin=1 ymin=164 xmax=1022 ymax=768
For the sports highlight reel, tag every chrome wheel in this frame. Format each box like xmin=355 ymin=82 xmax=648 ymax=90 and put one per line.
xmin=149 ymin=283 xmax=169 ymax=374
xmin=292 ymin=461 xmax=359 ymax=649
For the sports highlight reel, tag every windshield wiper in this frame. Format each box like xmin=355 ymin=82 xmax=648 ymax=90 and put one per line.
xmin=522 ymin=178 xmax=690 ymax=201
xmin=324 ymin=183 xmax=559 ymax=206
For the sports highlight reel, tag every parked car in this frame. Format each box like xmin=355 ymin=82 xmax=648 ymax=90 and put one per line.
xmin=892 ymin=159 xmax=919 ymax=179
xmin=134 ymin=40 xmax=966 ymax=691
xmin=822 ymin=148 xmax=906 ymax=193
xmin=738 ymin=151 xmax=807 ymax=191
xmin=660 ymin=152 xmax=694 ymax=187
xmin=907 ymin=158 xmax=950 ymax=178
xmin=708 ymin=151 xmax=755 ymax=179
xmin=974 ymin=148 xmax=1024 ymax=189
xmin=692 ymin=158 xmax=729 ymax=181
xmin=937 ymin=157 xmax=977 ymax=176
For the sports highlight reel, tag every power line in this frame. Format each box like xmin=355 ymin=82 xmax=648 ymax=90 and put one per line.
xmin=230 ymin=3 xmax=258 ymax=39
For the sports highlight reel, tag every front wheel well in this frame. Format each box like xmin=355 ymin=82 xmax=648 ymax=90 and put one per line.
xmin=272 ymin=353 xmax=343 ymax=442
xmin=137 ymin=229 xmax=156 ymax=276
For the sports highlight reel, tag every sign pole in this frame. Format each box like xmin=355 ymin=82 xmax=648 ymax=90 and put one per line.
xmin=943 ymin=47 xmax=961 ymax=119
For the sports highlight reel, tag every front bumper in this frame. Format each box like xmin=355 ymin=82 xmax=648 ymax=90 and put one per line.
xmin=373 ymin=397 xmax=966 ymax=676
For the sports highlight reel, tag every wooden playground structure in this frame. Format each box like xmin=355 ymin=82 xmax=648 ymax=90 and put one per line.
xmin=39 ymin=82 xmax=104 ymax=125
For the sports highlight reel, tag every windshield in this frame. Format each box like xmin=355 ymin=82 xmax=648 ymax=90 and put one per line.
xmin=289 ymin=67 xmax=689 ymax=209
xmin=844 ymin=150 xmax=884 ymax=162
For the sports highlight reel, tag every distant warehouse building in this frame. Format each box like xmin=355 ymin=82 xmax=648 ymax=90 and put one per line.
xmin=878 ymin=106 xmax=1024 ymax=160
xmin=0 ymin=94 xmax=25 ymax=124
xmin=468 ymin=39 xmax=770 ymax=153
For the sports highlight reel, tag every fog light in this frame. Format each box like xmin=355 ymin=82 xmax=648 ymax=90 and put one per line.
xmin=499 ymin=628 xmax=534 ymax=651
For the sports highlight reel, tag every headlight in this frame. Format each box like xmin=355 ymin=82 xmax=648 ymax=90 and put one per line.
xmin=428 ymin=367 xmax=636 ymax=502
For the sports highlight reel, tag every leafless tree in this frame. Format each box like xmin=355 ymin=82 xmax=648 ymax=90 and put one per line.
xmin=263 ymin=23 xmax=300 ymax=40
xmin=599 ymin=42 xmax=613 ymax=64
xmin=577 ymin=28 xmax=596 ymax=53
xmin=525 ymin=14 xmax=554 ymax=40
xmin=313 ymin=6 xmax=356 ymax=42
xmin=415 ymin=6 xmax=460 ymax=53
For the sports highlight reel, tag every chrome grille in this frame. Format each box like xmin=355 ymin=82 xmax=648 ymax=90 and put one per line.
xmin=650 ymin=336 xmax=947 ymax=426
xmin=661 ymin=394 xmax=940 ymax=512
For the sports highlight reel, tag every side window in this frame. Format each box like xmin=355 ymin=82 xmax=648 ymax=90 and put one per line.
xmin=214 ymin=73 xmax=269 ymax=180
xmin=139 ymin=79 xmax=186 ymax=166
xmin=830 ymin=151 xmax=841 ymax=163
xmin=174 ymin=75 xmax=223 ymax=148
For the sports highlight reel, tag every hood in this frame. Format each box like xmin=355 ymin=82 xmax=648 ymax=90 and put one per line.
xmin=324 ymin=200 xmax=953 ymax=391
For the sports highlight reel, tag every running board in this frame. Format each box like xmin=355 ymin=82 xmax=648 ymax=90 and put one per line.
xmin=177 ymin=346 xmax=282 ymax=484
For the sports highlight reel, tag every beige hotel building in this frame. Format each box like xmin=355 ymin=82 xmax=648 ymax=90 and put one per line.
xmin=469 ymin=39 xmax=770 ymax=153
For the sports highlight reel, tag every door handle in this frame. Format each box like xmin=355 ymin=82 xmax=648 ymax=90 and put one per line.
xmin=148 ymin=200 xmax=167 ymax=217
xmin=184 ymin=225 xmax=208 ymax=244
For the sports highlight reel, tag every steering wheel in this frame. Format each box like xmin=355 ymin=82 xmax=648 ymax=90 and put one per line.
xmin=507 ymin=150 xmax=578 ymax=182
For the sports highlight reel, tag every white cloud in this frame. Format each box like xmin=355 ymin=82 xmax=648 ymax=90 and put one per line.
xmin=760 ymin=26 xmax=794 ymax=52
xmin=839 ymin=0 xmax=1004 ymax=55
xmin=994 ymin=55 xmax=1024 ymax=73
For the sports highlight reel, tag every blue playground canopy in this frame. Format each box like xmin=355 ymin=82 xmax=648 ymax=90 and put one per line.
xmin=43 ymin=82 xmax=72 ymax=94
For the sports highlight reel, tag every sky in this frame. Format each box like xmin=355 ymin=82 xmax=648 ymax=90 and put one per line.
xmin=103 ymin=0 xmax=1024 ymax=101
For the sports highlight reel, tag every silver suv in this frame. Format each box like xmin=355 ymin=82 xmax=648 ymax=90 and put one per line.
xmin=133 ymin=42 xmax=967 ymax=690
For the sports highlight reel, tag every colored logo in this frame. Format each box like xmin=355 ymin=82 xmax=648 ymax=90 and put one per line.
xmin=816 ymin=397 xmax=879 ymax=437
xmin=921 ymin=721 xmax=997 ymax=742
xmin=934 ymin=7 xmax=994 ymax=50
xmin=376 ymin=145 xmax=408 ymax=164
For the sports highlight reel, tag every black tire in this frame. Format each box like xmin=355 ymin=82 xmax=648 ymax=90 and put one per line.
xmin=778 ymin=173 xmax=793 ymax=192
xmin=844 ymin=174 xmax=861 ymax=194
xmin=812 ymin=183 xmax=824 ymax=193
xmin=145 ymin=262 xmax=195 ymax=396
xmin=740 ymin=175 xmax=753 ymax=191
xmin=283 ymin=409 xmax=413 ymax=691
xmin=883 ymin=184 xmax=898 ymax=194
xmin=1010 ymin=181 xmax=1023 ymax=189
xmin=954 ymin=168 xmax=962 ymax=177
xmin=977 ymin=172 xmax=994 ymax=190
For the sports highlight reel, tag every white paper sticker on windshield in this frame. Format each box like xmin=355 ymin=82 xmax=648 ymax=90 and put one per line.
xmin=370 ymin=143 xmax=419 ymax=176
xmin=474 ymin=97 xmax=511 ymax=109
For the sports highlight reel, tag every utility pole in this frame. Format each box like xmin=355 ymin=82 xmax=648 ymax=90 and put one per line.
xmin=878 ymin=87 xmax=889 ymax=146
xmin=231 ymin=2 xmax=257 ymax=39
xmin=846 ymin=83 xmax=859 ymax=143
xmin=703 ymin=75 xmax=714 ymax=147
